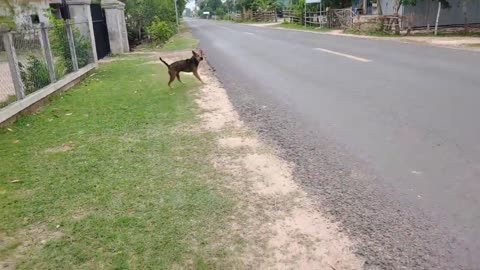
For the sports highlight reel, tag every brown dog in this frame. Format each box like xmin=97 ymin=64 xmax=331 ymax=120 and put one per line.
xmin=159 ymin=50 xmax=204 ymax=88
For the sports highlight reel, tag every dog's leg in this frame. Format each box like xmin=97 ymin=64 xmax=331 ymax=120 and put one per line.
xmin=176 ymin=73 xmax=184 ymax=84
xmin=168 ymin=71 xmax=175 ymax=88
xmin=193 ymin=70 xmax=204 ymax=83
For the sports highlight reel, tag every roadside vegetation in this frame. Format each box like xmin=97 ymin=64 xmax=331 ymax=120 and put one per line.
xmin=277 ymin=21 xmax=331 ymax=32
xmin=125 ymin=0 xmax=187 ymax=47
xmin=137 ymin=23 xmax=198 ymax=51
xmin=345 ymin=27 xmax=480 ymax=38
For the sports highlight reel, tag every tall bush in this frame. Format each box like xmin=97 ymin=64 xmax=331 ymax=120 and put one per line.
xmin=125 ymin=0 xmax=186 ymax=43
xmin=19 ymin=56 xmax=50 ymax=94
xmin=146 ymin=18 xmax=175 ymax=45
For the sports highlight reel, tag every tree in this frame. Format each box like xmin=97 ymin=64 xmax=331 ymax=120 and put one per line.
xmin=198 ymin=0 xmax=224 ymax=15
xmin=224 ymin=0 xmax=235 ymax=12
xmin=254 ymin=0 xmax=273 ymax=11
xmin=125 ymin=0 xmax=187 ymax=42
xmin=0 ymin=0 xmax=15 ymax=31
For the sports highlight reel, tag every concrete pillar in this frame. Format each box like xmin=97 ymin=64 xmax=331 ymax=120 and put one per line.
xmin=118 ymin=5 xmax=130 ymax=53
xmin=67 ymin=0 xmax=98 ymax=62
xmin=102 ymin=0 xmax=129 ymax=54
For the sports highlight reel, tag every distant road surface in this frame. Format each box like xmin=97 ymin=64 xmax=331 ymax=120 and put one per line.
xmin=187 ymin=18 xmax=480 ymax=269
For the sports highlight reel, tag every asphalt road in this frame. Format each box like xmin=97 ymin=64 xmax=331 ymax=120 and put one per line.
xmin=187 ymin=19 xmax=480 ymax=269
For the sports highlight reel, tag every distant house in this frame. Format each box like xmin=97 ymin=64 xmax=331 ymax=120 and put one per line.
xmin=376 ymin=0 xmax=480 ymax=27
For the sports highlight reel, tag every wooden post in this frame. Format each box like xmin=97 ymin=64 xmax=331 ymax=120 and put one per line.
xmin=65 ymin=20 xmax=79 ymax=71
xmin=434 ymin=1 xmax=441 ymax=36
xmin=174 ymin=0 xmax=179 ymax=31
xmin=304 ymin=4 xmax=307 ymax=28
xmin=2 ymin=32 xmax=25 ymax=100
xmin=39 ymin=23 xmax=56 ymax=83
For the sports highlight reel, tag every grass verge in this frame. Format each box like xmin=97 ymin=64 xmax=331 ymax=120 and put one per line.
xmin=135 ymin=23 xmax=198 ymax=52
xmin=0 ymin=48 xmax=236 ymax=268
xmin=162 ymin=24 xmax=199 ymax=51
xmin=276 ymin=22 xmax=331 ymax=32
xmin=345 ymin=28 xmax=480 ymax=38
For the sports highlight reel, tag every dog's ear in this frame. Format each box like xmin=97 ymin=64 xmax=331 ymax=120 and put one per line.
xmin=192 ymin=50 xmax=198 ymax=56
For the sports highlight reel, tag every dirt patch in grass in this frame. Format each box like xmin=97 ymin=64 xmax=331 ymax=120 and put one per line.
xmin=465 ymin=43 xmax=480 ymax=48
xmin=0 ymin=224 xmax=64 ymax=269
xmin=194 ymin=54 xmax=364 ymax=269
xmin=44 ymin=142 xmax=74 ymax=153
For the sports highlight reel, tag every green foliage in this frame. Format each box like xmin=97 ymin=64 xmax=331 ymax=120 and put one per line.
xmin=215 ymin=7 xmax=226 ymax=17
xmin=125 ymin=0 xmax=186 ymax=42
xmin=289 ymin=0 xmax=305 ymax=18
xmin=198 ymin=0 xmax=223 ymax=14
xmin=0 ymin=0 xmax=15 ymax=30
xmin=75 ymin=35 xmax=90 ymax=68
xmin=253 ymin=0 xmax=273 ymax=11
xmin=48 ymin=13 xmax=91 ymax=73
xmin=19 ymin=56 xmax=50 ymax=94
xmin=146 ymin=18 xmax=175 ymax=44
xmin=236 ymin=0 xmax=255 ymax=11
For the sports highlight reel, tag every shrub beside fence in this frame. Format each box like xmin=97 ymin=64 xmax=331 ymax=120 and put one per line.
xmin=0 ymin=19 xmax=96 ymax=123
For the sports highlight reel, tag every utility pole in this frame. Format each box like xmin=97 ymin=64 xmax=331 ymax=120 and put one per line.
xmin=174 ymin=0 xmax=179 ymax=31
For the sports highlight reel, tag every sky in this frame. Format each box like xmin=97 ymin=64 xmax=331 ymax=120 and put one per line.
xmin=186 ymin=0 xmax=196 ymax=10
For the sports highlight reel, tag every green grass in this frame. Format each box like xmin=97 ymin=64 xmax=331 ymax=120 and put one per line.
xmin=161 ymin=24 xmax=199 ymax=51
xmin=276 ymin=22 xmax=331 ymax=32
xmin=0 ymin=54 xmax=237 ymax=269
xmin=137 ymin=24 xmax=198 ymax=52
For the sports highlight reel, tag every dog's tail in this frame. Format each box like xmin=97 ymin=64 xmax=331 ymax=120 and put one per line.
xmin=159 ymin=57 xmax=170 ymax=68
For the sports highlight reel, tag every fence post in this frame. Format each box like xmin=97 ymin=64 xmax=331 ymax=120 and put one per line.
xmin=2 ymin=32 xmax=25 ymax=100
xmin=65 ymin=20 xmax=79 ymax=71
xmin=39 ymin=23 xmax=56 ymax=83
xmin=434 ymin=1 xmax=441 ymax=36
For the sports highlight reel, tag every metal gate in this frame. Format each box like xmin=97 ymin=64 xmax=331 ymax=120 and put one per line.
xmin=90 ymin=4 xmax=110 ymax=59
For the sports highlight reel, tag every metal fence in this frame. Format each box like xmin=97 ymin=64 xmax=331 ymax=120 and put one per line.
xmin=0 ymin=20 xmax=95 ymax=109
xmin=283 ymin=8 xmax=354 ymax=29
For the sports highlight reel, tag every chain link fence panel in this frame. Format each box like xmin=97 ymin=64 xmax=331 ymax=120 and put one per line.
xmin=0 ymin=36 xmax=16 ymax=108
xmin=12 ymin=27 xmax=50 ymax=96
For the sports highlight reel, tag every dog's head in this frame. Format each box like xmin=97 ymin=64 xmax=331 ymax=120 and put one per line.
xmin=192 ymin=50 xmax=204 ymax=62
